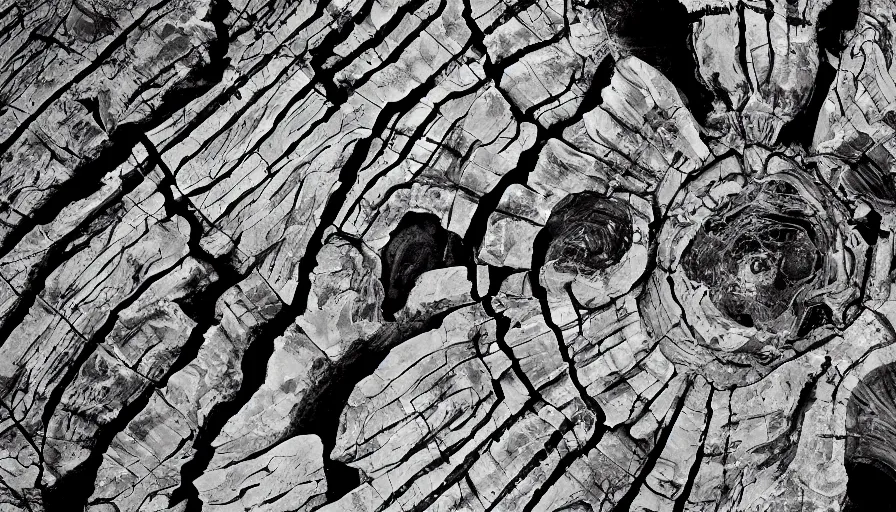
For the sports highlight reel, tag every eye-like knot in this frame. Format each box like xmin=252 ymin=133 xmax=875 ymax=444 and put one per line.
xmin=533 ymin=191 xmax=651 ymax=309
xmin=645 ymin=154 xmax=869 ymax=386
xmin=681 ymin=179 xmax=825 ymax=332
xmin=542 ymin=193 xmax=633 ymax=274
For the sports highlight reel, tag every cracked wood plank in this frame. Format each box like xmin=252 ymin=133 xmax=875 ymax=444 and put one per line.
xmin=2 ymin=0 xmax=896 ymax=510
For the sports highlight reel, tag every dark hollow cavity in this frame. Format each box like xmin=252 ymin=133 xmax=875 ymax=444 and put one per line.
xmin=380 ymin=212 xmax=469 ymax=320
xmin=598 ymin=0 xmax=714 ymax=122
xmin=843 ymin=463 xmax=896 ymax=512
xmin=537 ymin=192 xmax=633 ymax=275
xmin=844 ymin=362 xmax=896 ymax=512
xmin=681 ymin=181 xmax=824 ymax=331
xmin=796 ymin=304 xmax=833 ymax=337
xmin=817 ymin=0 xmax=860 ymax=56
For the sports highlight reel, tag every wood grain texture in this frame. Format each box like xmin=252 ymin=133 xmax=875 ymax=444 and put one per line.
xmin=0 ymin=0 xmax=895 ymax=510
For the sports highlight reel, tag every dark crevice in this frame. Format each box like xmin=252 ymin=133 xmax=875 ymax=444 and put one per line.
xmin=404 ymin=399 xmax=540 ymax=512
xmin=483 ymin=420 xmax=573 ymax=511
xmin=481 ymin=289 xmax=539 ymax=397
xmin=671 ymin=387 xmax=714 ymax=512
xmin=304 ymin=0 xmax=379 ymax=105
xmin=778 ymin=0 xmax=859 ymax=147
xmin=461 ymin=139 xmax=546 ymax=251
xmin=285 ymin=306 xmax=471 ymax=503
xmin=817 ymin=0 xmax=860 ymax=56
xmin=753 ymin=356 xmax=832 ymax=471
xmin=777 ymin=59 xmax=836 ymax=147
xmin=552 ymin=54 xmax=615 ymax=134
xmin=167 ymin=302 xmax=286 ymax=511
xmin=0 ymin=165 xmax=146 ymax=351
xmin=521 ymin=417 xmax=605 ymax=512
xmin=712 ymin=392 xmax=734 ymax=512
xmin=761 ymin=0 xmax=775 ymax=90
xmin=39 ymin=258 xmax=187 ymax=510
xmin=42 ymin=134 xmax=250 ymax=512
xmin=736 ymin=3 xmax=753 ymax=93
xmin=0 ymin=0 xmax=232 ymax=276
xmin=609 ymin=377 xmax=694 ymax=512
xmin=0 ymin=0 xmax=178 ymax=158
xmin=75 ymin=97 xmax=106 ymax=131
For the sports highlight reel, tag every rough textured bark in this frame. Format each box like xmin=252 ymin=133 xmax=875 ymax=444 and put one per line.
xmin=1 ymin=0 xmax=896 ymax=510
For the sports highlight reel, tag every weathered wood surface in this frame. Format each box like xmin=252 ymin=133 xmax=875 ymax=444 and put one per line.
xmin=2 ymin=0 xmax=896 ymax=510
